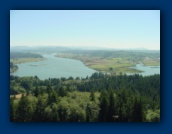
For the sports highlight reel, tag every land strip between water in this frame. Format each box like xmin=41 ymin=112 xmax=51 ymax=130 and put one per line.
xmin=55 ymin=52 xmax=160 ymax=74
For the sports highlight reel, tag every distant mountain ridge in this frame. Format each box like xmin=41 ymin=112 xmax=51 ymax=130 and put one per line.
xmin=10 ymin=46 xmax=71 ymax=53
xmin=10 ymin=46 xmax=160 ymax=53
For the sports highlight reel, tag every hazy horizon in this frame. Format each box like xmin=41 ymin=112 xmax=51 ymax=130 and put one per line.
xmin=10 ymin=45 xmax=160 ymax=51
xmin=10 ymin=10 xmax=160 ymax=50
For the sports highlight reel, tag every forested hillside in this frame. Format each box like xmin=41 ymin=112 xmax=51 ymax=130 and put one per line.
xmin=10 ymin=73 xmax=160 ymax=122
xmin=10 ymin=52 xmax=43 ymax=59
xmin=57 ymin=50 xmax=160 ymax=60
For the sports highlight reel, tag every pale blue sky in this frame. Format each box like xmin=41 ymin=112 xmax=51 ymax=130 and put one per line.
xmin=10 ymin=10 xmax=160 ymax=50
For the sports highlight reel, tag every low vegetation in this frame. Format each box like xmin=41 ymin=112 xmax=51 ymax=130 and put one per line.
xmin=142 ymin=58 xmax=160 ymax=66
xmin=10 ymin=52 xmax=45 ymax=73
xmin=56 ymin=50 xmax=160 ymax=74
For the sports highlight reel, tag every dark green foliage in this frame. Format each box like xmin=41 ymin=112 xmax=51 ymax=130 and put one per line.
xmin=46 ymin=85 xmax=52 ymax=94
xmin=90 ymin=90 xmax=95 ymax=101
xmin=90 ymin=72 xmax=105 ymax=79
xmin=16 ymin=96 xmax=34 ymax=122
xmin=61 ymin=77 xmax=66 ymax=82
xmin=57 ymin=100 xmax=69 ymax=121
xmin=34 ymin=86 xmax=40 ymax=97
xmin=32 ymin=96 xmax=46 ymax=121
xmin=68 ymin=103 xmax=86 ymax=122
xmin=86 ymin=102 xmax=99 ymax=122
xmin=131 ymin=97 xmax=143 ymax=122
xmin=10 ymin=97 xmax=16 ymax=122
xmin=20 ymin=78 xmax=32 ymax=90
xmin=98 ymin=91 xmax=109 ymax=122
xmin=58 ymin=87 xmax=67 ymax=97
xmin=44 ymin=106 xmax=54 ymax=121
xmin=107 ymin=90 xmax=116 ymax=122
xmin=47 ymin=89 xmax=58 ymax=105
xmin=10 ymin=73 xmax=160 ymax=122
xmin=109 ymin=67 xmax=113 ymax=71
xmin=10 ymin=52 xmax=43 ymax=59
xmin=50 ymin=103 xmax=59 ymax=121
xmin=68 ymin=76 xmax=74 ymax=80
xmin=62 ymin=49 xmax=159 ymax=59
xmin=75 ymin=77 xmax=80 ymax=80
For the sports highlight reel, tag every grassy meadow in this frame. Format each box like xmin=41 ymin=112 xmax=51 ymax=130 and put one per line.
xmin=56 ymin=52 xmax=160 ymax=74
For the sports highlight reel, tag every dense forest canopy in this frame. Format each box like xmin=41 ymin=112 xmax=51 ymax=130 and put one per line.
xmin=10 ymin=73 xmax=160 ymax=122
xmin=10 ymin=49 xmax=160 ymax=122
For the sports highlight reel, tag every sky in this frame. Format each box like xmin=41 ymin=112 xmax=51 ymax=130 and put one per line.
xmin=10 ymin=10 xmax=160 ymax=50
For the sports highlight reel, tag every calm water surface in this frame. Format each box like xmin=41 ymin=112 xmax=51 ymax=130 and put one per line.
xmin=128 ymin=64 xmax=160 ymax=76
xmin=11 ymin=54 xmax=96 ymax=80
xmin=11 ymin=54 xmax=160 ymax=79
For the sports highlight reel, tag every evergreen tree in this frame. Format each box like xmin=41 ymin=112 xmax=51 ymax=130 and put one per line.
xmin=34 ymin=86 xmax=40 ymax=97
xmin=131 ymin=97 xmax=143 ymax=122
xmin=68 ymin=102 xmax=86 ymax=122
xmin=58 ymin=87 xmax=67 ymax=97
xmin=32 ymin=96 xmax=46 ymax=121
xmin=16 ymin=96 xmax=33 ymax=122
xmin=89 ymin=90 xmax=95 ymax=101
xmin=10 ymin=73 xmax=160 ymax=122
xmin=10 ymin=97 xmax=16 ymax=122
xmin=86 ymin=102 xmax=99 ymax=122
xmin=47 ymin=90 xmax=58 ymax=105
xmin=51 ymin=103 xmax=59 ymax=121
xmin=57 ymin=100 xmax=69 ymax=121
xmin=107 ymin=90 xmax=116 ymax=122
xmin=46 ymin=85 xmax=52 ymax=94
xmin=98 ymin=91 xmax=109 ymax=122
xmin=44 ymin=106 xmax=53 ymax=121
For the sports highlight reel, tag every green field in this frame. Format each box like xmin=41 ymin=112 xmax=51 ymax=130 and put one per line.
xmin=87 ymin=57 xmax=143 ymax=74
xmin=141 ymin=59 xmax=160 ymax=66
xmin=56 ymin=52 xmax=160 ymax=74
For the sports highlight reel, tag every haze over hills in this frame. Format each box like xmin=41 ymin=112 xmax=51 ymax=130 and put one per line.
xmin=10 ymin=46 xmax=159 ymax=53
xmin=10 ymin=46 xmax=72 ymax=53
xmin=10 ymin=11 xmax=160 ymax=123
